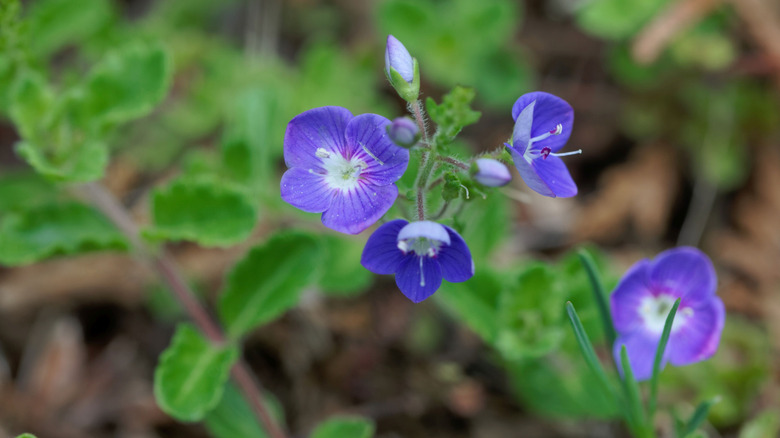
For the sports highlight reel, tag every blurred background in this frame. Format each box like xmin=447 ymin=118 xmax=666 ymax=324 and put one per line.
xmin=1 ymin=0 xmax=779 ymax=436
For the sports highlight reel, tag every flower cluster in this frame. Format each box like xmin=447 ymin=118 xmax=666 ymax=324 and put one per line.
xmin=279 ymin=35 xmax=584 ymax=302
xmin=610 ymin=247 xmax=725 ymax=380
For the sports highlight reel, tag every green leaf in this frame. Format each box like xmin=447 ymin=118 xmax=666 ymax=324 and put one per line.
xmin=496 ymin=264 xmax=566 ymax=360
xmin=619 ymin=346 xmax=649 ymax=437
xmin=26 ymin=0 xmax=114 ymax=57
xmin=145 ymin=177 xmax=258 ymax=247
xmin=426 ymin=86 xmax=481 ymax=148
xmin=16 ymin=140 xmax=109 ymax=182
xmin=154 ymin=324 xmax=239 ymax=422
xmin=9 ymin=72 xmax=55 ymax=140
xmin=648 ymin=298 xmax=680 ymax=417
xmin=15 ymin=434 xmax=37 ymax=438
xmin=436 ymin=270 xmax=502 ymax=343
xmin=577 ymin=248 xmax=616 ymax=347
xmin=565 ymin=302 xmax=617 ymax=405
xmin=83 ymin=43 xmax=171 ymax=126
xmin=682 ymin=397 xmax=720 ymax=437
xmin=0 ymin=202 xmax=127 ymax=266
xmin=310 ymin=416 xmax=375 ymax=438
xmin=219 ymin=232 xmax=321 ymax=338
xmin=0 ymin=171 xmax=60 ymax=213
xmin=738 ymin=409 xmax=780 ymax=438
xmin=205 ymin=383 xmax=285 ymax=438
xmin=317 ymin=235 xmax=372 ymax=296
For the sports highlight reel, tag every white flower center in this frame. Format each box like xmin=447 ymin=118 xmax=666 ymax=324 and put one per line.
xmin=397 ymin=237 xmax=441 ymax=258
xmin=639 ymin=294 xmax=693 ymax=334
xmin=316 ymin=148 xmax=367 ymax=191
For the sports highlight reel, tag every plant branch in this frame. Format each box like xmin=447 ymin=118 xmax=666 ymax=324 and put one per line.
xmin=81 ymin=182 xmax=288 ymax=438
xmin=436 ymin=155 xmax=470 ymax=170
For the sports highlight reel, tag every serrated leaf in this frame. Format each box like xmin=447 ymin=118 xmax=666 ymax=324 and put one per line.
xmin=16 ymin=140 xmax=109 ymax=182
xmin=426 ymin=86 xmax=481 ymax=147
xmin=0 ymin=171 xmax=60 ymax=213
xmin=154 ymin=324 xmax=239 ymax=422
xmin=83 ymin=43 xmax=171 ymax=126
xmin=317 ymin=235 xmax=372 ymax=296
xmin=9 ymin=72 xmax=55 ymax=139
xmin=219 ymin=232 xmax=321 ymax=338
xmin=204 ymin=383 xmax=285 ymax=438
xmin=310 ymin=416 xmax=375 ymax=438
xmin=26 ymin=0 xmax=114 ymax=57
xmin=145 ymin=178 xmax=257 ymax=247
xmin=496 ymin=264 xmax=566 ymax=360
xmin=0 ymin=202 xmax=127 ymax=266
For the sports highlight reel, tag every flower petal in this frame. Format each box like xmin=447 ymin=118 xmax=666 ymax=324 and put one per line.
xmin=610 ymin=259 xmax=653 ymax=333
xmin=321 ymin=183 xmax=398 ymax=235
xmin=507 ymin=147 xmax=555 ymax=197
xmin=346 ymin=114 xmax=410 ymax=186
xmin=385 ymin=35 xmax=414 ymax=83
xmin=613 ymin=331 xmax=667 ymax=381
xmin=361 ymin=219 xmax=409 ymax=275
xmin=398 ymin=221 xmax=450 ymax=244
xmin=511 ymin=92 xmax=574 ymax=153
xmin=280 ymin=167 xmax=335 ymax=213
xmin=284 ymin=106 xmax=353 ymax=169
xmin=648 ymin=247 xmax=717 ymax=306
xmin=395 ymin=255 xmax=443 ymax=302
xmin=438 ymin=226 xmax=474 ymax=283
xmin=511 ymin=101 xmax=534 ymax=154
xmin=667 ymin=297 xmax=725 ymax=366
xmin=531 ymin=155 xmax=577 ymax=198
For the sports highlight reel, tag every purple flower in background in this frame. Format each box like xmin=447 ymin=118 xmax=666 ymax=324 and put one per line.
xmin=473 ymin=158 xmax=511 ymax=187
xmin=387 ymin=117 xmax=419 ymax=148
xmin=611 ymin=247 xmax=725 ymax=381
xmin=280 ymin=106 xmax=410 ymax=234
xmin=361 ymin=219 xmax=474 ymax=303
xmin=505 ymin=92 xmax=580 ymax=198
xmin=385 ymin=35 xmax=414 ymax=83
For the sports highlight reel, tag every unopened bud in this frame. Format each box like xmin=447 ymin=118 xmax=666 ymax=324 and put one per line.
xmin=473 ymin=158 xmax=511 ymax=187
xmin=385 ymin=35 xmax=420 ymax=103
xmin=387 ymin=117 xmax=419 ymax=148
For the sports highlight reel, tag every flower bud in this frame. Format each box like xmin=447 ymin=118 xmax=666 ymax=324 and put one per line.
xmin=387 ymin=117 xmax=419 ymax=148
xmin=473 ymin=158 xmax=511 ymax=187
xmin=385 ymin=35 xmax=420 ymax=103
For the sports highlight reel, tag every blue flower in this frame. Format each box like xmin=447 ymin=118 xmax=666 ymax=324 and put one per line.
xmin=611 ymin=247 xmax=725 ymax=380
xmin=361 ymin=219 xmax=474 ymax=302
xmin=280 ymin=106 xmax=410 ymax=235
xmin=505 ymin=92 xmax=580 ymax=198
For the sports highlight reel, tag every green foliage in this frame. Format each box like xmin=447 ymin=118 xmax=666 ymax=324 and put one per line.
xmin=310 ymin=416 xmax=375 ymax=438
xmin=317 ymin=235 xmax=372 ymax=296
xmin=575 ymin=0 xmax=671 ymax=40
xmin=437 ymin=270 xmax=503 ymax=343
xmin=15 ymin=434 xmax=37 ymax=438
xmin=0 ymin=172 xmax=60 ymax=214
xmin=496 ymin=264 xmax=566 ymax=360
xmin=145 ymin=177 xmax=257 ymax=247
xmin=426 ymin=86 xmax=481 ymax=149
xmin=378 ymin=0 xmax=531 ymax=108
xmin=219 ymin=232 xmax=321 ymax=338
xmin=0 ymin=202 xmax=127 ymax=266
xmin=9 ymin=72 xmax=55 ymax=139
xmin=453 ymin=192 xmax=509 ymax=260
xmin=154 ymin=324 xmax=239 ymax=422
xmin=204 ymin=383 xmax=285 ymax=438
xmin=678 ymin=397 xmax=720 ymax=437
xmin=0 ymin=0 xmax=28 ymax=112
xmin=738 ymin=409 xmax=780 ymax=438
xmin=82 ymin=42 xmax=171 ymax=127
xmin=25 ymin=0 xmax=115 ymax=57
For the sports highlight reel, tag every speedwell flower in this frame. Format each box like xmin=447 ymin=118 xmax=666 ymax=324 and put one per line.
xmin=611 ymin=247 xmax=725 ymax=381
xmin=505 ymin=92 xmax=580 ymax=198
xmin=473 ymin=158 xmax=511 ymax=187
xmin=280 ymin=106 xmax=410 ymax=234
xmin=361 ymin=219 xmax=474 ymax=303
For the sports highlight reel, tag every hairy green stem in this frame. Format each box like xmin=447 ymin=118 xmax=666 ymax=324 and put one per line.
xmin=436 ymin=155 xmax=470 ymax=170
xmin=81 ymin=182 xmax=288 ymax=438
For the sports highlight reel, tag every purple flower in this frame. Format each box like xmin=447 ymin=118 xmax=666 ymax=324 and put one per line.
xmin=611 ymin=247 xmax=725 ymax=381
xmin=505 ymin=92 xmax=580 ymax=198
xmin=385 ymin=35 xmax=414 ymax=83
xmin=387 ymin=117 xmax=419 ymax=148
xmin=361 ymin=219 xmax=474 ymax=303
xmin=280 ymin=106 xmax=410 ymax=235
xmin=473 ymin=158 xmax=511 ymax=187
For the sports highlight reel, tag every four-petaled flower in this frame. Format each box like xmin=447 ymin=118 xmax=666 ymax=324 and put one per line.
xmin=361 ymin=220 xmax=474 ymax=303
xmin=506 ymin=92 xmax=580 ymax=198
xmin=611 ymin=247 xmax=725 ymax=381
xmin=281 ymin=106 xmax=410 ymax=234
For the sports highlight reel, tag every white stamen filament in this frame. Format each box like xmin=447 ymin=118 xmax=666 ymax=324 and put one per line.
xmin=419 ymin=257 xmax=425 ymax=287
xmin=529 ymin=124 xmax=564 ymax=143
xmin=550 ymin=149 xmax=582 ymax=157
xmin=361 ymin=143 xmax=385 ymax=165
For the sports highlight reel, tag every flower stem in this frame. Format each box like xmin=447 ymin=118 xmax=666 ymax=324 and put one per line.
xmin=81 ymin=182 xmax=288 ymax=438
xmin=436 ymin=155 xmax=470 ymax=170
xmin=409 ymin=100 xmax=429 ymax=144
xmin=409 ymin=99 xmax=437 ymax=221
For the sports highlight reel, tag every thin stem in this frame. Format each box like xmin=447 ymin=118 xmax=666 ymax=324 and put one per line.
xmin=431 ymin=201 xmax=450 ymax=220
xmin=436 ymin=155 xmax=470 ymax=170
xmin=409 ymin=100 xmax=429 ymax=144
xmin=81 ymin=182 xmax=288 ymax=438
xmin=415 ymin=151 xmax=436 ymax=221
